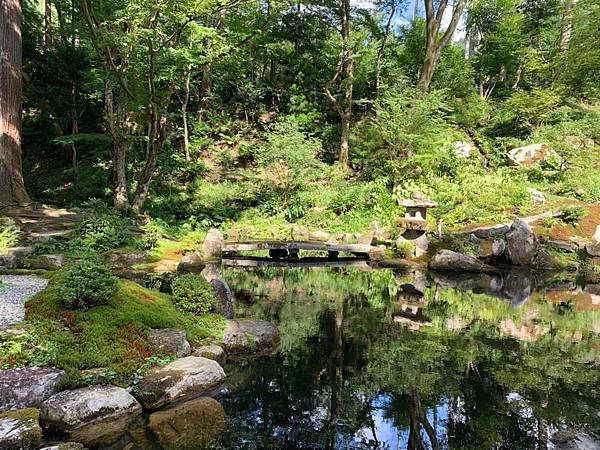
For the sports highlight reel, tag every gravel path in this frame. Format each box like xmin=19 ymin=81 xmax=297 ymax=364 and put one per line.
xmin=0 ymin=275 xmax=49 ymax=328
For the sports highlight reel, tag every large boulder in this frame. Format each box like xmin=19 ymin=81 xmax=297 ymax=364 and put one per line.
xmin=192 ymin=345 xmax=226 ymax=365
xmin=505 ymin=219 xmax=539 ymax=266
xmin=0 ymin=408 xmax=43 ymax=450
xmin=507 ymin=143 xmax=560 ymax=166
xmin=210 ymin=279 xmax=234 ymax=319
xmin=0 ymin=367 xmax=65 ymax=413
xmin=147 ymin=397 xmax=226 ymax=450
xmin=148 ymin=328 xmax=191 ymax=358
xmin=202 ymin=229 xmax=223 ymax=259
xmin=137 ymin=356 xmax=226 ymax=410
xmin=177 ymin=252 xmax=205 ymax=273
xmin=40 ymin=386 xmax=141 ymax=446
xmin=429 ymin=250 xmax=495 ymax=273
xmin=586 ymin=244 xmax=600 ymax=258
xmin=308 ymin=230 xmax=331 ymax=242
xmin=220 ymin=319 xmax=280 ymax=355
xmin=29 ymin=254 xmax=65 ymax=270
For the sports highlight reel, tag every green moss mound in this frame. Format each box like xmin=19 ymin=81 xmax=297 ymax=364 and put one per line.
xmin=0 ymin=275 xmax=225 ymax=387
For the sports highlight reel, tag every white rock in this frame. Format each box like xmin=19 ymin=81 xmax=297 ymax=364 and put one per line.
xmin=527 ymin=187 xmax=546 ymax=204
xmin=593 ymin=225 xmax=600 ymax=244
xmin=452 ymin=141 xmax=477 ymax=158
xmin=508 ymin=143 xmax=560 ymax=166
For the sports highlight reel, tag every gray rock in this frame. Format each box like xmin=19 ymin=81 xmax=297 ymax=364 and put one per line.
xmin=192 ymin=345 xmax=226 ymax=365
xmin=309 ymin=230 xmax=331 ymax=242
xmin=544 ymin=238 xmax=579 ymax=253
xmin=0 ymin=247 xmax=34 ymax=269
xmin=470 ymin=224 xmax=510 ymax=239
xmin=476 ymin=238 xmax=506 ymax=259
xmin=177 ymin=252 xmax=206 ymax=273
xmin=586 ymin=244 xmax=600 ymax=257
xmin=0 ymin=366 xmax=65 ymax=413
xmin=148 ymin=328 xmax=191 ymax=357
xmin=147 ymin=397 xmax=225 ymax=450
xmin=210 ymin=279 xmax=234 ymax=319
xmin=105 ymin=251 xmax=147 ymax=267
xmin=202 ymin=229 xmax=223 ymax=259
xmin=505 ymin=219 xmax=539 ymax=266
xmin=368 ymin=246 xmax=387 ymax=262
xmin=29 ymin=254 xmax=65 ymax=270
xmin=429 ymin=250 xmax=495 ymax=273
xmin=40 ymin=385 xmax=142 ymax=447
xmin=221 ymin=319 xmax=280 ymax=355
xmin=201 ymin=262 xmax=223 ymax=282
xmin=0 ymin=408 xmax=43 ymax=450
xmin=291 ymin=225 xmax=310 ymax=241
xmin=138 ymin=356 xmax=226 ymax=410
xmin=527 ymin=187 xmax=546 ymax=204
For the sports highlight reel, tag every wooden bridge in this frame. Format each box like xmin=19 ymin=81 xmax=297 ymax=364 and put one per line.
xmin=222 ymin=240 xmax=381 ymax=260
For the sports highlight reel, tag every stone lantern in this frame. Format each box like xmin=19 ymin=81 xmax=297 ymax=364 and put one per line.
xmin=396 ymin=192 xmax=437 ymax=257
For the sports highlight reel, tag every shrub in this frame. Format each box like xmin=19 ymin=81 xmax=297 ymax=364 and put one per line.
xmin=58 ymin=260 xmax=118 ymax=310
xmin=171 ymin=274 xmax=215 ymax=315
xmin=74 ymin=201 xmax=132 ymax=252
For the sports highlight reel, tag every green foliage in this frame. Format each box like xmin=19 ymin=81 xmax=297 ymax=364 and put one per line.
xmin=58 ymin=260 xmax=119 ymax=310
xmin=560 ymin=205 xmax=586 ymax=225
xmin=0 ymin=227 xmax=19 ymax=251
xmin=171 ymin=274 xmax=215 ymax=315
xmin=73 ymin=203 xmax=132 ymax=252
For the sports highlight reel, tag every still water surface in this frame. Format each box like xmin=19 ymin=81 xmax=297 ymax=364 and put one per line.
xmin=213 ymin=266 xmax=600 ymax=450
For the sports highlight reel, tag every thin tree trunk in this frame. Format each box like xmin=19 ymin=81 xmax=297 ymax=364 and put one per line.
xmin=105 ymin=81 xmax=129 ymax=210
xmin=375 ymin=1 xmax=396 ymax=99
xmin=182 ymin=67 xmax=192 ymax=162
xmin=419 ymin=0 xmax=467 ymax=94
xmin=44 ymin=0 xmax=52 ymax=51
xmin=0 ymin=0 xmax=31 ymax=206
xmin=559 ymin=0 xmax=574 ymax=52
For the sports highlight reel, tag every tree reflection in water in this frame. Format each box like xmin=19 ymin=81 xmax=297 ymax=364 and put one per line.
xmin=213 ymin=266 xmax=600 ymax=450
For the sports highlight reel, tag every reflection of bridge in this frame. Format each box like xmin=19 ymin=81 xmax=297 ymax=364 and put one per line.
xmin=223 ymin=241 xmax=379 ymax=260
xmin=223 ymin=256 xmax=372 ymax=269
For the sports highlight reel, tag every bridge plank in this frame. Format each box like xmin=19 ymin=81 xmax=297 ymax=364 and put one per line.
xmin=223 ymin=240 xmax=375 ymax=254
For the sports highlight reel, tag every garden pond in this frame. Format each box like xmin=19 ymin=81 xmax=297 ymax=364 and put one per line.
xmin=114 ymin=264 xmax=600 ymax=449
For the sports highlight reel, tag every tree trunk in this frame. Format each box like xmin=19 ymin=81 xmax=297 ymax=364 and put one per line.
xmin=182 ymin=67 xmax=191 ymax=162
xmin=375 ymin=2 xmax=396 ymax=99
xmin=105 ymin=81 xmax=129 ymax=210
xmin=559 ymin=0 xmax=574 ymax=52
xmin=44 ymin=0 xmax=52 ymax=51
xmin=324 ymin=0 xmax=353 ymax=169
xmin=0 ymin=0 xmax=30 ymax=206
xmin=419 ymin=0 xmax=467 ymax=94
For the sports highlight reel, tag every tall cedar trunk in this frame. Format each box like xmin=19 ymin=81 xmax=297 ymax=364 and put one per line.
xmin=419 ymin=0 xmax=467 ymax=94
xmin=105 ymin=81 xmax=129 ymax=210
xmin=0 ymin=0 xmax=30 ymax=206
xmin=44 ymin=0 xmax=52 ymax=51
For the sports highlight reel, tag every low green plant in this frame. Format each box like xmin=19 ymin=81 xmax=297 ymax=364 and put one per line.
xmin=58 ymin=260 xmax=118 ymax=310
xmin=171 ymin=274 xmax=215 ymax=315
xmin=74 ymin=202 xmax=132 ymax=252
xmin=561 ymin=206 xmax=586 ymax=225
xmin=0 ymin=227 xmax=19 ymax=250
